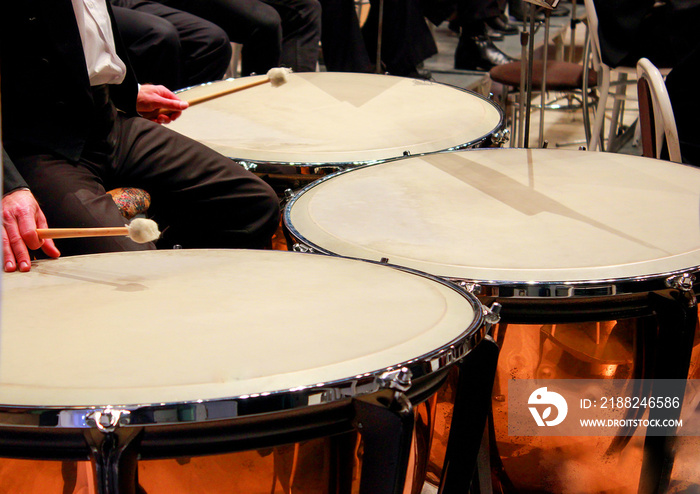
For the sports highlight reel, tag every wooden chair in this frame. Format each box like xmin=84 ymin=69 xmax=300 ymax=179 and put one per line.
xmin=489 ymin=2 xmax=597 ymax=148
xmin=636 ymin=57 xmax=682 ymax=163
xmin=489 ymin=57 xmax=598 ymax=147
xmin=583 ymin=0 xmax=671 ymax=152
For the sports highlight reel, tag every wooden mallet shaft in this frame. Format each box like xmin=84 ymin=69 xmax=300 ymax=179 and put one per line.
xmin=36 ymin=219 xmax=160 ymax=243
xmin=37 ymin=227 xmax=129 ymax=240
xmin=165 ymin=67 xmax=291 ymax=111
xmin=183 ymin=78 xmax=270 ymax=106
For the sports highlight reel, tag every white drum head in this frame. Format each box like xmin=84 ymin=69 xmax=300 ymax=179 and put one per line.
xmin=167 ymin=73 xmax=502 ymax=165
xmin=286 ymin=149 xmax=700 ymax=284
xmin=0 ymin=250 xmax=479 ymax=407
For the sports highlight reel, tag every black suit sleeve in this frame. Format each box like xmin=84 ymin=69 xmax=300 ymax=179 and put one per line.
xmin=2 ymin=147 xmax=29 ymax=195
xmin=593 ymin=0 xmax=655 ymax=67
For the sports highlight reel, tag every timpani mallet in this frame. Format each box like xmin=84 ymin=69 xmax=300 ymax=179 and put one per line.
xmin=180 ymin=67 xmax=292 ymax=107
xmin=37 ymin=218 xmax=161 ymax=244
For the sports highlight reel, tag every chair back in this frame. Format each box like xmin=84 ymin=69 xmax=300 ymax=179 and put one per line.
xmin=582 ymin=0 xmax=604 ymax=73
xmin=636 ymin=58 xmax=681 ymax=163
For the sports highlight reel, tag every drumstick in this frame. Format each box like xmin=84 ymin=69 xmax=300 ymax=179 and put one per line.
xmin=37 ymin=218 xmax=161 ymax=244
xmin=181 ymin=67 xmax=292 ymax=107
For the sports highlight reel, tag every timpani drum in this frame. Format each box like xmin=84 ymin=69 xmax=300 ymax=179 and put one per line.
xmin=283 ymin=149 xmax=700 ymax=493
xmin=0 ymin=249 xmax=492 ymax=494
xmin=167 ymin=73 xmax=505 ymax=174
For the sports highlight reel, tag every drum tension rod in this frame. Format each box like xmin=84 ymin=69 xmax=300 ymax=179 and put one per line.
xmin=441 ymin=335 xmax=500 ymax=494
xmin=491 ymin=128 xmax=511 ymax=146
xmin=292 ymin=243 xmax=315 ymax=254
xmin=484 ymin=302 xmax=502 ymax=329
xmin=352 ymin=372 xmax=414 ymax=494
xmin=83 ymin=408 xmax=143 ymax=494
xmin=477 ymin=303 xmax=503 ymax=342
xmin=666 ymin=273 xmax=697 ymax=307
xmin=376 ymin=367 xmax=412 ymax=393
xmin=347 ymin=367 xmax=415 ymax=494
xmin=458 ymin=281 xmax=482 ymax=295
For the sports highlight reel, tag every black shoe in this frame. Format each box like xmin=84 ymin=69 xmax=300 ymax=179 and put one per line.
xmin=454 ymin=34 xmax=514 ymax=71
xmin=486 ymin=14 xmax=519 ymax=35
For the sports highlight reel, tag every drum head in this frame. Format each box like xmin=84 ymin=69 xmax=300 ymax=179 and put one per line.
xmin=286 ymin=149 xmax=700 ymax=287
xmin=0 ymin=250 xmax=480 ymax=408
xmin=167 ymin=73 xmax=503 ymax=165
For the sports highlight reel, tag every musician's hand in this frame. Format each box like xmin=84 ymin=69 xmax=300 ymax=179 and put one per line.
xmin=137 ymin=84 xmax=189 ymax=124
xmin=2 ymin=189 xmax=60 ymax=272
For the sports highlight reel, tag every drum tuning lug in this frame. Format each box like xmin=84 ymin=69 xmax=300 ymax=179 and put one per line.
xmin=491 ymin=129 xmax=510 ymax=146
xmin=488 ymin=92 xmax=495 ymax=100
xmin=313 ymin=165 xmax=343 ymax=174
xmin=458 ymin=281 xmax=481 ymax=295
xmin=403 ymin=151 xmax=411 ymax=157
xmin=666 ymin=273 xmax=695 ymax=292
xmin=380 ymin=257 xmax=390 ymax=264
xmin=284 ymin=188 xmax=296 ymax=201
xmin=292 ymin=243 xmax=314 ymax=254
xmin=578 ymin=145 xmax=587 ymax=151
xmin=239 ymin=161 xmax=257 ymax=172
xmin=484 ymin=302 xmax=502 ymax=325
xmin=542 ymin=140 xmax=549 ymax=149
xmin=376 ymin=367 xmax=412 ymax=392
xmin=86 ymin=407 xmax=131 ymax=433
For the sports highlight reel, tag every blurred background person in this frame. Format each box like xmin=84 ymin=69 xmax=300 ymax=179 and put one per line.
xmin=111 ymin=0 xmax=232 ymax=89
xmin=150 ymin=0 xmax=321 ymax=75
xmin=361 ymin=0 xmax=437 ymax=78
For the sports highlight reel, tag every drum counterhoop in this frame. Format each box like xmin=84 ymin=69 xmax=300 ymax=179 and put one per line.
xmin=0 ymin=250 xmax=489 ymax=469
xmin=168 ymin=72 xmax=505 ymax=171
xmin=284 ymin=148 xmax=700 ymax=306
